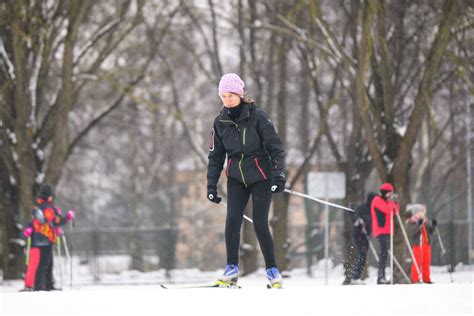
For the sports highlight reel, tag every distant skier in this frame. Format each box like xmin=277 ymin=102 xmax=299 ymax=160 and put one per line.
xmin=370 ymin=183 xmax=399 ymax=284
xmin=207 ymin=73 xmax=286 ymax=288
xmin=405 ymin=204 xmax=437 ymax=284
xmin=350 ymin=192 xmax=377 ymax=284
xmin=23 ymin=184 xmax=75 ymax=291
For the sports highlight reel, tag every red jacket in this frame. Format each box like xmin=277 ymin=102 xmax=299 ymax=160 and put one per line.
xmin=370 ymin=195 xmax=400 ymax=237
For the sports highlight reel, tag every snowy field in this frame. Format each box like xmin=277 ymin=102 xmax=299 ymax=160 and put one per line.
xmin=1 ymin=264 xmax=472 ymax=316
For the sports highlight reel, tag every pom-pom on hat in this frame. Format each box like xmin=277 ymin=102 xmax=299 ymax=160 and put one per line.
xmin=406 ymin=203 xmax=426 ymax=218
xmin=380 ymin=183 xmax=394 ymax=192
xmin=218 ymin=73 xmax=245 ymax=97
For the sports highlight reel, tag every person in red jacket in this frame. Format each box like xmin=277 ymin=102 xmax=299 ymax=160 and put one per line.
xmin=370 ymin=183 xmax=400 ymax=284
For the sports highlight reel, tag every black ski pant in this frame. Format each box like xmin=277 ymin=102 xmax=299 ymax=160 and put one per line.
xmin=377 ymin=234 xmax=389 ymax=280
xmin=34 ymin=245 xmax=53 ymax=290
xmin=225 ymin=178 xmax=277 ymax=269
xmin=351 ymin=232 xmax=369 ymax=280
xmin=45 ymin=247 xmax=55 ymax=290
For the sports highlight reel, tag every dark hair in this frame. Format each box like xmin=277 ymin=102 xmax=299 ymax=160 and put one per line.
xmin=241 ymin=93 xmax=255 ymax=105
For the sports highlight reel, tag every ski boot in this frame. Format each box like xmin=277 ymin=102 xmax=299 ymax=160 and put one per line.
xmin=349 ymin=278 xmax=366 ymax=285
xmin=377 ymin=277 xmax=390 ymax=285
xmin=45 ymin=286 xmax=62 ymax=291
xmin=216 ymin=264 xmax=240 ymax=288
xmin=266 ymin=267 xmax=283 ymax=289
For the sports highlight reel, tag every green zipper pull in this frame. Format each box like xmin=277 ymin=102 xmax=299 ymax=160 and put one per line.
xmin=238 ymin=153 xmax=247 ymax=187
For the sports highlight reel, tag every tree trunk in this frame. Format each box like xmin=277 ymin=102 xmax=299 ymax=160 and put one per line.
xmin=129 ymin=105 xmax=145 ymax=272
xmin=271 ymin=36 xmax=290 ymax=271
xmin=2 ymin=3 xmax=36 ymax=279
xmin=354 ymin=0 xmax=461 ymax=283
xmin=391 ymin=0 xmax=460 ymax=282
xmin=342 ymin=191 xmax=357 ymax=284
xmin=298 ymin=63 xmax=315 ymax=275
xmin=1 ymin=184 xmax=24 ymax=279
xmin=272 ymin=194 xmax=290 ymax=271
xmin=159 ymin=123 xmax=179 ymax=274
xmin=45 ymin=0 xmax=87 ymax=186
xmin=162 ymin=154 xmax=178 ymax=273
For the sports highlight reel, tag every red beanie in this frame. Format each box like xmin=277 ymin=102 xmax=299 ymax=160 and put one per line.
xmin=380 ymin=183 xmax=394 ymax=192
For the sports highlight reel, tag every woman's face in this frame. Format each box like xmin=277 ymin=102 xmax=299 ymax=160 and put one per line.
xmin=220 ymin=92 xmax=241 ymax=108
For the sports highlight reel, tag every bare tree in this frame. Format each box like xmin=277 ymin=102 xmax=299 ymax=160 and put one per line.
xmin=0 ymin=0 xmax=164 ymax=279
xmin=353 ymin=0 xmax=462 ymax=282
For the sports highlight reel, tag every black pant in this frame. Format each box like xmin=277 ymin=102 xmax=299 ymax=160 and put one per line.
xmin=377 ymin=234 xmax=389 ymax=280
xmin=352 ymin=232 xmax=369 ymax=280
xmin=225 ymin=178 xmax=277 ymax=269
xmin=35 ymin=245 xmax=53 ymax=290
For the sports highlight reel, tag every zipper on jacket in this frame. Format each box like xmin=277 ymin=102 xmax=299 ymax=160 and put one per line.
xmin=238 ymin=153 xmax=247 ymax=187
xmin=226 ymin=158 xmax=232 ymax=177
xmin=220 ymin=119 xmax=247 ymax=186
xmin=255 ymin=158 xmax=267 ymax=180
xmin=219 ymin=119 xmax=238 ymax=128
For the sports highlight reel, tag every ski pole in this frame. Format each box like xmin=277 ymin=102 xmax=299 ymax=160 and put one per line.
xmin=61 ymin=234 xmax=72 ymax=288
xmin=435 ymin=227 xmax=453 ymax=282
xmin=56 ymin=236 xmax=63 ymax=289
xmin=284 ymin=189 xmax=354 ymax=212
xmin=71 ymin=219 xmax=74 ymax=286
xmin=362 ymin=228 xmax=410 ymax=283
xmin=390 ymin=251 xmax=411 ymax=283
xmin=220 ymin=202 xmax=253 ymax=223
xmin=396 ymin=213 xmax=422 ymax=282
xmin=390 ymin=212 xmax=394 ymax=284
xmin=362 ymin=227 xmax=379 ymax=262
xmin=435 ymin=228 xmax=446 ymax=255
xmin=368 ymin=236 xmax=380 ymax=262
xmin=25 ymin=237 xmax=31 ymax=266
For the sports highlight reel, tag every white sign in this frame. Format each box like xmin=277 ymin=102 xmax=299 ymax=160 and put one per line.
xmin=308 ymin=172 xmax=346 ymax=199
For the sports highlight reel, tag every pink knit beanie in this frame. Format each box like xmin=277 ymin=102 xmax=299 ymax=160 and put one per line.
xmin=218 ymin=73 xmax=245 ymax=97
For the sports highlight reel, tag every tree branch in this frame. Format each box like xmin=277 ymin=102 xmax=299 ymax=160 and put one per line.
xmin=397 ymin=0 xmax=460 ymax=163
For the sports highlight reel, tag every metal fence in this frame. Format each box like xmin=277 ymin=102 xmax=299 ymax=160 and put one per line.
xmin=59 ymin=220 xmax=471 ymax=283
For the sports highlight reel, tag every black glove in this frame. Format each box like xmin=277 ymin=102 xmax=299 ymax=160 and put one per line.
xmin=431 ymin=219 xmax=437 ymax=228
xmin=417 ymin=218 xmax=424 ymax=226
xmin=271 ymin=178 xmax=286 ymax=194
xmin=207 ymin=187 xmax=222 ymax=204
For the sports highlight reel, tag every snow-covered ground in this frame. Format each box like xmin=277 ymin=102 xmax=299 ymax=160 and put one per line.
xmin=1 ymin=264 xmax=472 ymax=315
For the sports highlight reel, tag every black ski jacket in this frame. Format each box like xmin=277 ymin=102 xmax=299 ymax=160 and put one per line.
xmin=352 ymin=192 xmax=377 ymax=237
xmin=207 ymin=102 xmax=285 ymax=189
